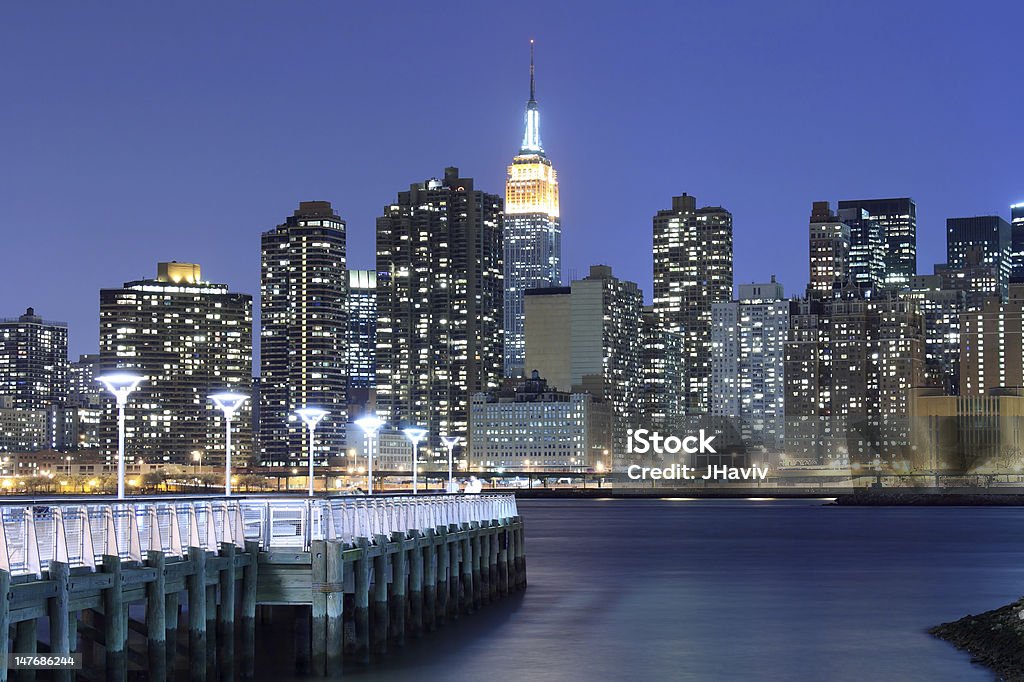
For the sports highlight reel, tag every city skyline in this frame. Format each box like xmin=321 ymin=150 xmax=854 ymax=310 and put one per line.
xmin=2 ymin=3 xmax=1020 ymax=358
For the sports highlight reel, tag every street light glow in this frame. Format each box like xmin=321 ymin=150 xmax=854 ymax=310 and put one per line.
xmin=210 ymin=392 xmax=249 ymax=496
xmin=296 ymin=407 xmax=330 ymax=497
xmin=441 ymin=435 xmax=461 ymax=493
xmin=96 ymin=372 xmax=144 ymax=500
xmin=355 ymin=415 xmax=385 ymax=495
xmin=403 ymin=426 xmax=428 ymax=494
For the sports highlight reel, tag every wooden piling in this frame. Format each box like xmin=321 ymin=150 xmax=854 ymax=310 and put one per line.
xmin=372 ymin=534 xmax=389 ymax=655
xmin=420 ymin=528 xmax=434 ymax=633
xmin=14 ymin=618 xmax=37 ymax=682
xmin=0 ymin=570 xmax=9 ymax=682
xmin=218 ymin=542 xmax=236 ymax=682
xmin=388 ymin=531 xmax=407 ymax=647
xmin=186 ymin=547 xmax=207 ymax=682
xmin=325 ymin=540 xmax=344 ymax=676
xmin=353 ymin=537 xmax=370 ymax=664
xmin=488 ymin=521 xmax=500 ymax=601
xmin=435 ymin=526 xmax=449 ymax=626
xmin=447 ymin=525 xmax=461 ymax=619
xmin=460 ymin=523 xmax=474 ymax=614
xmin=515 ymin=517 xmax=527 ymax=588
xmin=477 ymin=523 xmax=489 ymax=606
xmin=165 ymin=592 xmax=179 ymax=675
xmin=408 ymin=530 xmax=424 ymax=636
xmin=240 ymin=540 xmax=259 ymax=680
xmin=144 ymin=550 xmax=167 ymax=682
xmin=205 ymin=582 xmax=217 ymax=678
xmin=507 ymin=519 xmax=519 ymax=589
xmin=102 ymin=555 xmax=125 ymax=682
xmin=47 ymin=560 xmax=71 ymax=682
xmin=310 ymin=540 xmax=328 ymax=677
xmin=497 ymin=519 xmax=509 ymax=595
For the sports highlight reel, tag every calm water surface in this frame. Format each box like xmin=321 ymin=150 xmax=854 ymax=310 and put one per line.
xmin=256 ymin=498 xmax=1023 ymax=680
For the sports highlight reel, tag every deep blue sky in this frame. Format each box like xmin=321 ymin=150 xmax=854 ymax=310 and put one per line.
xmin=2 ymin=1 xmax=1020 ymax=358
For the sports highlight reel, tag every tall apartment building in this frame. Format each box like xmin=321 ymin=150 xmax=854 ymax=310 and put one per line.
xmin=652 ymin=193 xmax=733 ymax=414
xmin=469 ymin=372 xmax=612 ymax=472
xmin=376 ymin=167 xmax=504 ymax=459
xmin=347 ymin=269 xmax=377 ymax=411
xmin=68 ymin=354 xmax=102 ymax=406
xmin=99 ymin=262 xmax=252 ymax=465
xmin=1010 ymin=202 xmax=1024 ymax=284
xmin=945 ymin=215 xmax=1012 ymax=303
xmin=904 ymin=275 xmax=965 ymax=395
xmin=640 ymin=307 xmax=684 ymax=433
xmin=960 ymin=285 xmax=1024 ymax=396
xmin=503 ymin=43 xmax=561 ymax=377
xmin=0 ymin=308 xmax=68 ymax=410
xmin=807 ymin=202 xmax=851 ymax=298
xmin=260 ymin=202 xmax=348 ymax=466
xmin=837 ymin=207 xmax=885 ymax=291
xmin=837 ymin=198 xmax=917 ymax=288
xmin=784 ymin=290 xmax=925 ymax=465
xmin=524 ymin=265 xmax=643 ymax=460
xmin=711 ymin=278 xmax=789 ymax=451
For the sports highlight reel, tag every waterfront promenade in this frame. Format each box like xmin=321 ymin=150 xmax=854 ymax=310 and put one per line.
xmin=0 ymin=493 xmax=524 ymax=681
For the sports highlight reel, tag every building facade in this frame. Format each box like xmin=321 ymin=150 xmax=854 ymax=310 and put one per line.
xmin=807 ymin=202 xmax=851 ymax=298
xmin=99 ymin=262 xmax=253 ymax=465
xmin=945 ymin=215 xmax=1012 ymax=303
xmin=640 ymin=307 xmax=685 ymax=433
xmin=837 ymin=198 xmax=917 ymax=288
xmin=960 ymin=285 xmax=1024 ymax=396
xmin=503 ymin=43 xmax=561 ymax=378
xmin=0 ymin=308 xmax=68 ymax=411
xmin=837 ymin=206 xmax=885 ymax=291
xmin=469 ymin=372 xmax=612 ymax=472
xmin=1012 ymin=202 xmax=1024 ymax=284
xmin=347 ymin=269 xmax=377 ymax=411
xmin=711 ymin=278 xmax=789 ymax=452
xmin=376 ymin=167 xmax=504 ymax=460
xmin=260 ymin=202 xmax=349 ymax=466
xmin=652 ymin=193 xmax=733 ymax=415
xmin=904 ymin=275 xmax=965 ymax=395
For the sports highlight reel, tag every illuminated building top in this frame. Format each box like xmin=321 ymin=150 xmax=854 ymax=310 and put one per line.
xmin=506 ymin=40 xmax=559 ymax=218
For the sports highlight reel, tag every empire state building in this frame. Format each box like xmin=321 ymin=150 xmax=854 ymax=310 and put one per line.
xmin=504 ymin=41 xmax=561 ymax=377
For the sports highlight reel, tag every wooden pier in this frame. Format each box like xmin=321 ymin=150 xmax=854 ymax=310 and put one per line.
xmin=0 ymin=494 xmax=525 ymax=680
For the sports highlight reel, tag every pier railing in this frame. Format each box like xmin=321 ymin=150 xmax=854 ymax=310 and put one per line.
xmin=0 ymin=494 xmax=518 ymax=577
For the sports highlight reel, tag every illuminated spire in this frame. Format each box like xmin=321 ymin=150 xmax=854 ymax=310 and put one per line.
xmin=521 ymin=39 xmax=543 ymax=155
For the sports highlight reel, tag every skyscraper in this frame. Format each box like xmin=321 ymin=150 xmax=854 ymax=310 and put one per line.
xmin=99 ymin=262 xmax=252 ymax=464
xmin=652 ymin=193 xmax=733 ymax=415
xmin=524 ymin=265 xmax=643 ymax=460
xmin=960 ymin=285 xmax=1024 ymax=396
xmin=0 ymin=308 xmax=68 ymax=410
xmin=837 ymin=198 xmax=917 ymax=288
xmin=504 ymin=42 xmax=561 ymax=378
xmin=260 ymin=202 xmax=348 ymax=465
xmin=711 ymin=278 xmax=789 ymax=451
xmin=347 ymin=269 xmax=377 ymax=410
xmin=807 ymin=201 xmax=851 ymax=298
xmin=640 ymin=307 xmax=684 ymax=433
xmin=837 ymin=207 xmax=885 ymax=291
xmin=1010 ymin=202 xmax=1024 ymax=284
xmin=945 ymin=215 xmax=1011 ymax=303
xmin=376 ymin=167 xmax=504 ymax=458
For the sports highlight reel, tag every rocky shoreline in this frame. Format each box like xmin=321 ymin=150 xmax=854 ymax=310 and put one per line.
xmin=931 ymin=598 xmax=1024 ymax=681
xmin=833 ymin=490 xmax=1024 ymax=506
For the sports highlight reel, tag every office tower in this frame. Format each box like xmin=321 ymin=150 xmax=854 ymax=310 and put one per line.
xmin=469 ymin=371 xmax=612 ymax=472
xmin=348 ymin=269 xmax=377 ymax=411
xmin=837 ymin=198 xmax=917 ymax=288
xmin=260 ymin=201 xmax=348 ymax=466
xmin=504 ymin=42 xmax=561 ymax=378
xmin=807 ymin=201 xmax=851 ymax=298
xmin=784 ymin=290 xmax=925 ymax=465
xmin=960 ymin=285 xmax=1024 ymax=396
xmin=99 ymin=262 xmax=252 ymax=465
xmin=652 ymin=193 xmax=733 ymax=414
xmin=837 ymin=207 xmax=885 ymax=291
xmin=0 ymin=308 xmax=68 ymax=410
xmin=1010 ymin=202 xmax=1024 ymax=284
xmin=945 ymin=215 xmax=1011 ymax=303
xmin=376 ymin=167 xmax=503 ymax=458
xmin=524 ymin=265 xmax=643 ymax=459
xmin=711 ymin=277 xmax=789 ymax=451
xmin=68 ymin=354 xmax=102 ymax=406
xmin=640 ymin=307 xmax=685 ymax=433
xmin=904 ymin=275 xmax=965 ymax=395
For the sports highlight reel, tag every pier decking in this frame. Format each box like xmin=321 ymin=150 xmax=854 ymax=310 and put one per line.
xmin=0 ymin=493 xmax=525 ymax=680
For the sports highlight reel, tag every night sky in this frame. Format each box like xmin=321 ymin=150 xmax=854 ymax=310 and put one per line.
xmin=2 ymin=1 xmax=1020 ymax=358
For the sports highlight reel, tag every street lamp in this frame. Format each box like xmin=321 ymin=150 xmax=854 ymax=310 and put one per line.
xmin=402 ymin=427 xmax=428 ymax=494
xmin=296 ymin=408 xmax=329 ymax=497
xmin=355 ymin=415 xmax=384 ymax=495
xmin=96 ymin=372 xmax=144 ymax=500
xmin=441 ymin=435 xmax=461 ymax=493
xmin=209 ymin=392 xmax=249 ymax=497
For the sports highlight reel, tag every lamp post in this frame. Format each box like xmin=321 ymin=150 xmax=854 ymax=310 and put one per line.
xmin=96 ymin=372 xmax=144 ymax=500
xmin=355 ymin=416 xmax=384 ymax=495
xmin=209 ymin=392 xmax=249 ymax=497
xmin=441 ymin=436 xmax=461 ymax=493
xmin=296 ymin=408 xmax=330 ymax=497
xmin=402 ymin=427 xmax=428 ymax=494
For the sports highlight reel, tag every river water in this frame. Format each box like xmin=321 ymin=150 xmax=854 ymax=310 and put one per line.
xmin=257 ymin=498 xmax=1022 ymax=680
